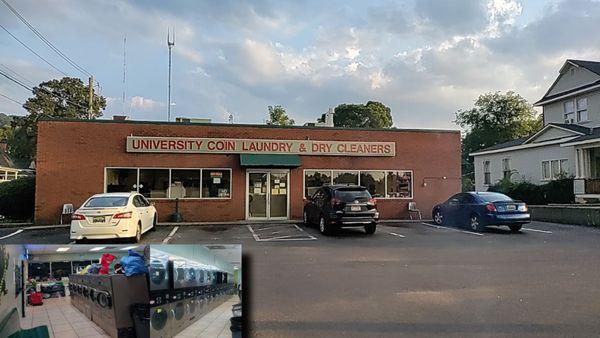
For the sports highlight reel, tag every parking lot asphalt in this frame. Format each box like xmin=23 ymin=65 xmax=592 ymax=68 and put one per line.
xmin=2 ymin=221 xmax=600 ymax=337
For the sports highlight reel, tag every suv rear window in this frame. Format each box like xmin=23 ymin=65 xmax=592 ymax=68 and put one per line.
xmin=84 ymin=197 xmax=128 ymax=208
xmin=335 ymin=189 xmax=371 ymax=202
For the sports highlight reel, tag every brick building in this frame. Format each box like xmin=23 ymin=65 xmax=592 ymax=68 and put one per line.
xmin=35 ymin=119 xmax=461 ymax=224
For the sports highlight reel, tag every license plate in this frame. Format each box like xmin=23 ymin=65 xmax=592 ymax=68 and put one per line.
xmin=506 ymin=205 xmax=516 ymax=211
xmin=351 ymin=206 xmax=361 ymax=212
xmin=92 ymin=216 xmax=104 ymax=223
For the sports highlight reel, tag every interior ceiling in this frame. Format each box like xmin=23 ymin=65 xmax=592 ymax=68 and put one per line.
xmin=25 ymin=244 xmax=145 ymax=255
xmin=204 ymin=244 xmax=241 ymax=267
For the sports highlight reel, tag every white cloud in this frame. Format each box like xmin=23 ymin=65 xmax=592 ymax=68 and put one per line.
xmin=130 ymin=96 xmax=164 ymax=110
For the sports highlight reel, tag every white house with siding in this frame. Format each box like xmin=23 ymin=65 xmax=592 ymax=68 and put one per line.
xmin=471 ymin=59 xmax=600 ymax=202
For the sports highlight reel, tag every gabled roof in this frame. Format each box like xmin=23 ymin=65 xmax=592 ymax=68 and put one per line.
xmin=561 ymin=127 xmax=600 ymax=146
xmin=535 ymin=59 xmax=600 ymax=106
xmin=470 ymin=123 xmax=591 ymax=156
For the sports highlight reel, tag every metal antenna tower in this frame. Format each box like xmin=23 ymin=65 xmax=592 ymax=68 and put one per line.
xmin=167 ymin=28 xmax=175 ymax=122
xmin=122 ymin=35 xmax=127 ymax=115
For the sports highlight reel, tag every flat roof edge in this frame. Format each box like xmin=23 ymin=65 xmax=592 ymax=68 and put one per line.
xmin=37 ymin=118 xmax=460 ymax=134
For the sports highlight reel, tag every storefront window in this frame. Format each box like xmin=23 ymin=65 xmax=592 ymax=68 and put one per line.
xmin=387 ymin=171 xmax=412 ymax=198
xmin=139 ymin=169 xmax=170 ymax=198
xmin=170 ymin=170 xmax=201 ymax=198
xmin=105 ymin=168 xmax=137 ymax=193
xmin=29 ymin=262 xmax=50 ymax=280
xmin=333 ymin=171 xmax=358 ymax=185
xmin=202 ymin=170 xmax=231 ymax=198
xmin=304 ymin=170 xmax=332 ymax=198
xmin=72 ymin=260 xmax=93 ymax=274
xmin=51 ymin=261 xmax=72 ymax=278
xmin=360 ymin=171 xmax=386 ymax=198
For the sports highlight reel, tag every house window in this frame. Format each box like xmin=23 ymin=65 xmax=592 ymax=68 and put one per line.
xmin=541 ymin=159 xmax=568 ymax=180
xmin=483 ymin=161 xmax=491 ymax=185
xmin=577 ymin=98 xmax=588 ymax=122
xmin=201 ymin=169 xmax=231 ymax=198
xmin=564 ymin=101 xmax=575 ymax=123
xmin=502 ymin=158 xmax=511 ymax=179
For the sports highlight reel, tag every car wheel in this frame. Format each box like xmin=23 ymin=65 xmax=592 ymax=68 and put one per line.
xmin=433 ymin=208 xmax=444 ymax=225
xmin=509 ymin=224 xmax=522 ymax=232
xmin=364 ymin=223 xmax=376 ymax=235
xmin=133 ymin=223 xmax=141 ymax=243
xmin=150 ymin=214 xmax=157 ymax=231
xmin=319 ymin=216 xmax=331 ymax=236
xmin=469 ymin=214 xmax=484 ymax=232
xmin=303 ymin=210 xmax=310 ymax=226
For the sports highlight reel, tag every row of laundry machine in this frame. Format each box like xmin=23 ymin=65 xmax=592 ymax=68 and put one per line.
xmin=69 ymin=273 xmax=149 ymax=338
xmin=148 ymin=248 xmax=237 ymax=337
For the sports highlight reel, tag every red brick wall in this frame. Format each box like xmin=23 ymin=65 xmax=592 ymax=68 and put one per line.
xmin=35 ymin=120 xmax=461 ymax=224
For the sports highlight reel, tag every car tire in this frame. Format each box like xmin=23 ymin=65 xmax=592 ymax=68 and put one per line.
xmin=303 ymin=210 xmax=310 ymax=226
xmin=318 ymin=216 xmax=331 ymax=236
xmin=468 ymin=214 xmax=485 ymax=232
xmin=433 ymin=208 xmax=444 ymax=225
xmin=150 ymin=214 xmax=157 ymax=231
xmin=364 ymin=223 xmax=376 ymax=235
xmin=509 ymin=224 xmax=522 ymax=232
xmin=132 ymin=223 xmax=141 ymax=243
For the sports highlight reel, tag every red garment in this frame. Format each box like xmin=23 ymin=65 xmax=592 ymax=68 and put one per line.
xmin=99 ymin=253 xmax=116 ymax=275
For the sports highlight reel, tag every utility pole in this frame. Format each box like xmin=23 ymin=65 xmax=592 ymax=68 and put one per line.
xmin=88 ymin=75 xmax=94 ymax=119
xmin=167 ymin=28 xmax=175 ymax=122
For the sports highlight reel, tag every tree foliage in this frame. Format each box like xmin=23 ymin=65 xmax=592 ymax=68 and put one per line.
xmin=456 ymin=91 xmax=542 ymax=191
xmin=7 ymin=77 xmax=106 ymax=165
xmin=0 ymin=113 xmax=13 ymax=140
xmin=332 ymin=101 xmax=393 ymax=128
xmin=267 ymin=105 xmax=295 ymax=126
xmin=0 ymin=176 xmax=35 ymax=220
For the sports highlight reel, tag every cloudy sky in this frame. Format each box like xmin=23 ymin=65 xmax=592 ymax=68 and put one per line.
xmin=1 ymin=0 xmax=599 ymax=129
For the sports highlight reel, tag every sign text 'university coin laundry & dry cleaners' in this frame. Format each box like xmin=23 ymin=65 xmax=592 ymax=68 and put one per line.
xmin=126 ymin=136 xmax=396 ymax=157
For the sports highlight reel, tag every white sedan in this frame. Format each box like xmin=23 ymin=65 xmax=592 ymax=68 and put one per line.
xmin=71 ymin=192 xmax=157 ymax=243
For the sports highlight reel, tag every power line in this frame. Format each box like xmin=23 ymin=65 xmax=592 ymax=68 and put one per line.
xmin=0 ymin=91 xmax=23 ymax=105
xmin=0 ymin=69 xmax=88 ymax=110
xmin=0 ymin=62 xmax=35 ymax=87
xmin=1 ymin=0 xmax=92 ymax=77
xmin=0 ymin=23 xmax=68 ymax=76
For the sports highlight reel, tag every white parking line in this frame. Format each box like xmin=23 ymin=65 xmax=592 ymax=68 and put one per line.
xmin=522 ymin=227 xmax=553 ymax=234
xmin=246 ymin=224 xmax=317 ymax=242
xmin=162 ymin=226 xmax=179 ymax=244
xmin=387 ymin=232 xmax=405 ymax=238
xmin=421 ymin=222 xmax=484 ymax=236
xmin=0 ymin=229 xmax=23 ymax=240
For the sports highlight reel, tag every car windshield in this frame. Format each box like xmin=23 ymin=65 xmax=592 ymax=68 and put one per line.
xmin=84 ymin=196 xmax=128 ymax=208
xmin=477 ymin=193 xmax=513 ymax=203
xmin=335 ymin=188 xmax=371 ymax=202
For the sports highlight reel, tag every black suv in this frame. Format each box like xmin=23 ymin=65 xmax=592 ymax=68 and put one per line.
xmin=303 ymin=185 xmax=379 ymax=235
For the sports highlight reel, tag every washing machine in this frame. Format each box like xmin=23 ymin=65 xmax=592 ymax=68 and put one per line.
xmin=149 ymin=249 xmax=170 ymax=291
xmin=185 ymin=264 xmax=198 ymax=288
xmin=183 ymin=289 xmax=200 ymax=329
xmin=149 ymin=289 xmax=172 ymax=338
xmin=171 ymin=259 xmax=187 ymax=290
xmin=170 ymin=290 xmax=187 ymax=336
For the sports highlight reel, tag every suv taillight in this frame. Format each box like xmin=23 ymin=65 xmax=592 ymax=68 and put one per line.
xmin=368 ymin=198 xmax=377 ymax=206
xmin=485 ymin=203 xmax=496 ymax=212
xmin=71 ymin=214 xmax=85 ymax=221
xmin=113 ymin=211 xmax=132 ymax=219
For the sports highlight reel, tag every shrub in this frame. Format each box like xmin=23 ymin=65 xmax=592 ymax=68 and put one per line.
xmin=487 ymin=177 xmax=574 ymax=205
xmin=0 ymin=176 xmax=35 ymax=220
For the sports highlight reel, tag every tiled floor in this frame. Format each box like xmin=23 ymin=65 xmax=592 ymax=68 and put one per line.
xmin=21 ymin=296 xmax=111 ymax=338
xmin=176 ymin=295 xmax=240 ymax=338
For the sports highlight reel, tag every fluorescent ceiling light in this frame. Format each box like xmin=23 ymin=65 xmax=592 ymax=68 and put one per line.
xmin=56 ymin=247 xmax=70 ymax=252
xmin=89 ymin=246 xmax=106 ymax=252
xmin=120 ymin=246 xmax=138 ymax=251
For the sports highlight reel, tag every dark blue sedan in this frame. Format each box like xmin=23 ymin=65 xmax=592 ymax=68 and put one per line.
xmin=432 ymin=192 xmax=531 ymax=232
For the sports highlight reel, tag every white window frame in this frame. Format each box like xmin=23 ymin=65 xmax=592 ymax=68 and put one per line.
xmin=483 ymin=161 xmax=491 ymax=185
xmin=564 ymin=100 xmax=576 ymax=123
xmin=502 ymin=158 xmax=511 ymax=179
xmin=104 ymin=167 xmax=232 ymax=200
xmin=540 ymin=159 xmax=568 ymax=181
xmin=302 ymin=169 xmax=414 ymax=199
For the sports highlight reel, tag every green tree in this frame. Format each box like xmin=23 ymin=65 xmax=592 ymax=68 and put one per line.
xmin=7 ymin=77 xmax=106 ymax=165
xmin=0 ymin=113 xmax=13 ymax=140
xmin=267 ymin=105 xmax=295 ymax=126
xmin=456 ymin=91 xmax=542 ymax=191
xmin=332 ymin=101 xmax=393 ymax=128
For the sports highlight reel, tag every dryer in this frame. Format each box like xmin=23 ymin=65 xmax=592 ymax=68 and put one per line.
xmin=171 ymin=259 xmax=187 ymax=290
xmin=149 ymin=249 xmax=170 ymax=291
xmin=183 ymin=289 xmax=199 ymax=330
xmin=149 ymin=289 xmax=173 ymax=338
xmin=170 ymin=290 xmax=187 ymax=336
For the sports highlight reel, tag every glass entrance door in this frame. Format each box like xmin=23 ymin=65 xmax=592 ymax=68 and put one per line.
xmin=247 ymin=170 xmax=289 ymax=220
